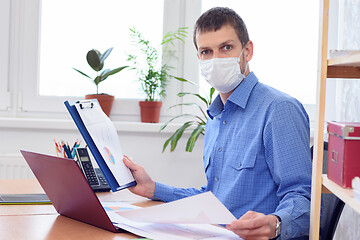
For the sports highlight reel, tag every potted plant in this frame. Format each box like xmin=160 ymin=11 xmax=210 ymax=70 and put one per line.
xmin=73 ymin=47 xmax=128 ymax=116
xmin=127 ymin=27 xmax=187 ymax=123
xmin=160 ymin=77 xmax=215 ymax=152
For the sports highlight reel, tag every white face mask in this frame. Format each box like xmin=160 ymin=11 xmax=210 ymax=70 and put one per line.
xmin=200 ymin=48 xmax=248 ymax=93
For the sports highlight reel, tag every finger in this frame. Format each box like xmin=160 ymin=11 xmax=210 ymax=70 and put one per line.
xmin=230 ymin=212 xmax=269 ymax=230
xmin=240 ymin=236 xmax=268 ymax=240
xmin=243 ymin=237 xmax=268 ymax=240
xmin=122 ymin=157 xmax=131 ymax=168
xmin=123 ymin=155 xmax=139 ymax=170
xmin=229 ymin=218 xmax=267 ymax=231
xmin=239 ymin=211 xmax=258 ymax=220
xmin=229 ymin=225 xmax=271 ymax=240
xmin=123 ymin=154 xmax=133 ymax=161
xmin=227 ymin=213 xmax=272 ymax=239
xmin=123 ymin=154 xmax=132 ymax=163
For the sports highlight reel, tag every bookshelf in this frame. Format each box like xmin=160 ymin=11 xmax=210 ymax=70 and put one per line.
xmin=309 ymin=0 xmax=360 ymax=239
xmin=322 ymin=175 xmax=360 ymax=215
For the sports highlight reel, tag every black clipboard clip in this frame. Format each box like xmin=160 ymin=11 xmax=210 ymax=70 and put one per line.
xmin=76 ymin=100 xmax=94 ymax=109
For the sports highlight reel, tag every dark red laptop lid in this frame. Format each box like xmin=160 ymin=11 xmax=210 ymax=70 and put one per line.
xmin=20 ymin=150 xmax=117 ymax=232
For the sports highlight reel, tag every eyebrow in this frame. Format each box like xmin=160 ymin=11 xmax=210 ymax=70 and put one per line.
xmin=219 ymin=40 xmax=235 ymax=46
xmin=198 ymin=40 xmax=235 ymax=52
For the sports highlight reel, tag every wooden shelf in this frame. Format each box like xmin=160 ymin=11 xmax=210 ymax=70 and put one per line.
xmin=322 ymin=175 xmax=360 ymax=215
xmin=310 ymin=1 xmax=360 ymax=239
xmin=327 ymin=51 xmax=360 ymax=79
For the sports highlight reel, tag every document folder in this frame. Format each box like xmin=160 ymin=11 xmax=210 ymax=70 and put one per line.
xmin=65 ymin=99 xmax=136 ymax=192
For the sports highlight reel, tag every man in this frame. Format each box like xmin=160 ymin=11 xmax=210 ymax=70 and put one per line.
xmin=123 ymin=7 xmax=311 ymax=240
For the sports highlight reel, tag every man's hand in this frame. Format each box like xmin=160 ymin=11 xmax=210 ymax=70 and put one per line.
xmin=226 ymin=211 xmax=277 ymax=240
xmin=123 ymin=155 xmax=155 ymax=199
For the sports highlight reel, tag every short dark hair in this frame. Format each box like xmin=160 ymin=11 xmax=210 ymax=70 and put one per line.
xmin=193 ymin=7 xmax=250 ymax=50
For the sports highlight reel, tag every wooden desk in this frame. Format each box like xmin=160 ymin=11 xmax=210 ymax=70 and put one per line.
xmin=0 ymin=179 xmax=155 ymax=240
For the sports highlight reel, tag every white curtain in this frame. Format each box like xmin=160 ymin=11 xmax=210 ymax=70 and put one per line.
xmin=333 ymin=0 xmax=360 ymax=239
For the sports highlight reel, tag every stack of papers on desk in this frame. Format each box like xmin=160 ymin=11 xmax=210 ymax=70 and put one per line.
xmin=108 ymin=216 xmax=241 ymax=240
xmin=107 ymin=192 xmax=241 ymax=240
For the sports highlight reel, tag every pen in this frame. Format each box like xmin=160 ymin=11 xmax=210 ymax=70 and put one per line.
xmin=71 ymin=141 xmax=79 ymax=159
xmin=71 ymin=141 xmax=77 ymax=155
xmin=54 ymin=139 xmax=59 ymax=157
xmin=54 ymin=139 xmax=63 ymax=157
xmin=62 ymin=141 xmax=72 ymax=159
xmin=67 ymin=142 xmax=71 ymax=152
xmin=72 ymin=141 xmax=77 ymax=150
xmin=71 ymin=149 xmax=76 ymax=159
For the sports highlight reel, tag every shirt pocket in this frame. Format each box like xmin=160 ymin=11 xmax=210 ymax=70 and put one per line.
xmin=229 ymin=149 xmax=257 ymax=171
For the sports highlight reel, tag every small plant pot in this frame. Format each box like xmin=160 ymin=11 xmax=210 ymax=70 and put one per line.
xmin=139 ymin=101 xmax=162 ymax=123
xmin=85 ymin=94 xmax=115 ymax=117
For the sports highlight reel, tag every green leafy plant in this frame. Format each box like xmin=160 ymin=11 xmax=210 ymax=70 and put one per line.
xmin=160 ymin=77 xmax=215 ymax=152
xmin=73 ymin=47 xmax=128 ymax=94
xmin=127 ymin=27 xmax=188 ymax=101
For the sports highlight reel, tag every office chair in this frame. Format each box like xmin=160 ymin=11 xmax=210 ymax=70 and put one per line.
xmin=310 ymin=142 xmax=345 ymax=240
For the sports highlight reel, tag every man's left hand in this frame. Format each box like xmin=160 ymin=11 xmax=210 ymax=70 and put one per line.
xmin=226 ymin=211 xmax=277 ymax=240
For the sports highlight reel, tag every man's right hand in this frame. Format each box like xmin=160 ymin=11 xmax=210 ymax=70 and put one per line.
xmin=123 ymin=155 xmax=155 ymax=199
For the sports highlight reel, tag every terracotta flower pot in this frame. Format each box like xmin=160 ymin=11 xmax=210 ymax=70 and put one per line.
xmin=85 ymin=94 xmax=114 ymax=117
xmin=139 ymin=101 xmax=162 ymax=123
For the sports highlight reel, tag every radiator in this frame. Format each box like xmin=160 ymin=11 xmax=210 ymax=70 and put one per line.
xmin=0 ymin=154 xmax=35 ymax=179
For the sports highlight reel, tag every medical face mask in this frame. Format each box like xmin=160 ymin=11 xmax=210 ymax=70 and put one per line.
xmin=200 ymin=48 xmax=248 ymax=93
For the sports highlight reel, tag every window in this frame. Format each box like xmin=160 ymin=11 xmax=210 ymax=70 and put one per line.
xmin=200 ymin=0 xmax=320 ymax=106
xmin=18 ymin=0 xmax=188 ymax=121
xmin=0 ymin=0 xmax=10 ymax=112
xmin=39 ymin=0 xmax=163 ymax=99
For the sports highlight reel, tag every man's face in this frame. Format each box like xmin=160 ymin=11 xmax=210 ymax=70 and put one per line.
xmin=196 ymin=24 xmax=243 ymax=61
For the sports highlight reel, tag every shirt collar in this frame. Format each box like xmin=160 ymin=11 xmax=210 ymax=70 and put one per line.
xmin=207 ymin=72 xmax=258 ymax=119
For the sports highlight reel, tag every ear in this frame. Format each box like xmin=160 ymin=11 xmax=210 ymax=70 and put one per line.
xmin=244 ymin=40 xmax=253 ymax=62
xmin=196 ymin=51 xmax=200 ymax=60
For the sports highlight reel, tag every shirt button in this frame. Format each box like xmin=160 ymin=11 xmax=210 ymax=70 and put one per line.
xmin=218 ymin=147 xmax=222 ymax=152
xmin=215 ymin=177 xmax=219 ymax=181
xmin=238 ymin=163 xmax=242 ymax=167
xmin=223 ymin=120 xmax=227 ymax=125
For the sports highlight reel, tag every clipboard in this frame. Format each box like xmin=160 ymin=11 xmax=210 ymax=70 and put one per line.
xmin=64 ymin=99 xmax=136 ymax=192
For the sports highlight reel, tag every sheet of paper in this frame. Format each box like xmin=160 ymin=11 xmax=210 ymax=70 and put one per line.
xmin=101 ymin=201 xmax=140 ymax=213
xmin=116 ymin=191 xmax=237 ymax=224
xmin=108 ymin=212 xmax=242 ymax=240
xmin=75 ymin=101 xmax=134 ymax=187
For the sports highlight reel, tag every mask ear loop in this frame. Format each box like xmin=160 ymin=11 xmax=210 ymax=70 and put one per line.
xmin=238 ymin=47 xmax=248 ymax=76
xmin=242 ymin=61 xmax=248 ymax=76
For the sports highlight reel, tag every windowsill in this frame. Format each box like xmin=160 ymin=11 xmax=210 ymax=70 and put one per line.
xmin=0 ymin=117 xmax=183 ymax=133
xmin=0 ymin=117 xmax=315 ymax=141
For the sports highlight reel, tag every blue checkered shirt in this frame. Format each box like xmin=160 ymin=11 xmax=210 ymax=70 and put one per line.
xmin=154 ymin=72 xmax=312 ymax=239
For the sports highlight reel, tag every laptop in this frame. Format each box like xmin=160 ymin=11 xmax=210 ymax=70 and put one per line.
xmin=20 ymin=150 xmax=126 ymax=233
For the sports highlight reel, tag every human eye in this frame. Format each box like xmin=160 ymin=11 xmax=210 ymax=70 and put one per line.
xmin=223 ymin=45 xmax=232 ymax=51
xmin=200 ymin=49 xmax=211 ymax=55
